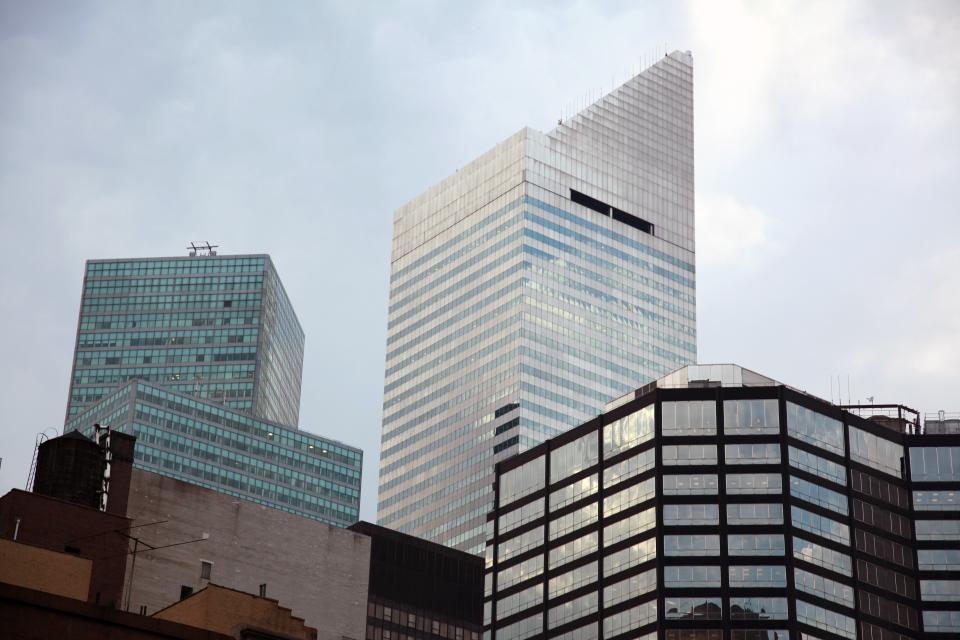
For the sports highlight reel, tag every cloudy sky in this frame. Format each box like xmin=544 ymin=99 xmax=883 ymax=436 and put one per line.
xmin=1 ymin=1 xmax=957 ymax=521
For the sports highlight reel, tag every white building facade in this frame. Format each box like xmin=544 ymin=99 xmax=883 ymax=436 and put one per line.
xmin=378 ymin=51 xmax=697 ymax=553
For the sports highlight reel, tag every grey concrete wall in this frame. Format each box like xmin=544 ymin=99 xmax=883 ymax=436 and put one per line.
xmin=125 ymin=469 xmax=369 ymax=640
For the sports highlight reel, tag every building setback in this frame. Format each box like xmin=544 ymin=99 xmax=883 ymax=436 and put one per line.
xmin=66 ymin=254 xmax=304 ymax=427
xmin=484 ymin=364 xmax=960 ymax=639
xmin=64 ymin=381 xmax=362 ymax=526
xmin=379 ymin=51 xmax=696 ymax=554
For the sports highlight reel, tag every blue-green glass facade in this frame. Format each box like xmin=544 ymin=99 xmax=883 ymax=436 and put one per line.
xmin=64 ymin=380 xmax=362 ymax=526
xmin=66 ymin=254 xmax=304 ymax=427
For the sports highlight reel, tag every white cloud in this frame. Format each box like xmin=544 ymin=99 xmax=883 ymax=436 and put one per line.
xmin=696 ymin=194 xmax=772 ymax=266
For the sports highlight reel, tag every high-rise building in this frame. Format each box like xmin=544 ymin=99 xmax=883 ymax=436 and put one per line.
xmin=66 ymin=253 xmax=304 ymax=427
xmin=483 ymin=363 xmax=960 ymax=639
xmin=378 ymin=52 xmax=696 ymax=553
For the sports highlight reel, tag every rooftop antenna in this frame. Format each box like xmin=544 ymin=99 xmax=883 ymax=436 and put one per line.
xmin=187 ymin=242 xmax=219 ymax=257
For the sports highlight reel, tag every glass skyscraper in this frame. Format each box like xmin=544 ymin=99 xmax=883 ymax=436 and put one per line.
xmin=66 ymin=254 xmax=304 ymax=427
xmin=378 ymin=52 xmax=696 ymax=553
xmin=484 ymin=363 xmax=960 ymax=639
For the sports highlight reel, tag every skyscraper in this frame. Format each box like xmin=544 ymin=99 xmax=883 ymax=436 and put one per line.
xmin=484 ymin=363 xmax=957 ymax=639
xmin=378 ymin=52 xmax=696 ymax=553
xmin=66 ymin=253 xmax=304 ymax=427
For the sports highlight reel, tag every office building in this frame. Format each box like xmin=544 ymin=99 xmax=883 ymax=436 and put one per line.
xmin=62 ymin=381 xmax=362 ymax=526
xmin=379 ymin=51 xmax=696 ymax=553
xmin=66 ymin=253 xmax=304 ymax=427
xmin=484 ymin=363 xmax=960 ymax=639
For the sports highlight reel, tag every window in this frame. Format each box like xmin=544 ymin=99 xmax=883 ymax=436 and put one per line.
xmin=603 ymin=568 xmax=656 ymax=607
xmin=791 ymin=506 xmax=849 ymax=545
xmin=498 ymin=526 xmax=543 ymax=562
xmin=603 ymin=404 xmax=654 ymax=455
xmin=496 ymin=583 xmax=542 ymax=620
xmin=795 ymin=600 xmax=855 ymax=639
xmin=496 ymin=613 xmax=541 ymax=640
xmin=731 ymin=632 xmax=789 ymax=640
xmin=795 ymin=568 xmax=854 ymax=607
xmin=200 ymin=560 xmax=212 ymax=580
xmin=664 ymin=503 xmax=719 ymax=526
xmin=849 ymin=469 xmax=908 ymax=508
xmin=857 ymin=559 xmax=916 ymax=599
xmin=550 ymin=503 xmax=598 ymax=539
xmin=789 ymin=446 xmax=846 ymax=485
xmin=727 ymin=473 xmax=781 ymax=495
xmin=497 ymin=556 xmax=543 ymax=591
xmin=725 ymin=443 xmax=780 ymax=465
xmin=602 ymin=600 xmax=656 ymax=637
xmin=919 ymin=549 xmax=960 ymax=571
xmin=728 ymin=565 xmax=786 ymax=588
xmin=923 ymin=611 xmax=960 ymax=633
xmin=728 ymin=533 xmax=785 ymax=556
xmin=603 ymin=448 xmax=654 ymax=488
xmin=727 ymin=503 xmax=783 ymax=525
xmin=604 ymin=508 xmax=655 ymax=546
xmin=604 ymin=538 xmax=657 ymax=576
xmin=787 ymin=402 xmax=844 ymax=455
xmin=855 ymin=529 xmax=913 ymax=569
xmin=667 ymin=631 xmax=723 ymax=640
xmin=790 ymin=476 xmax=848 ymax=514
xmin=500 ymin=457 xmax=545 ymax=506
xmin=792 ymin=536 xmax=852 ymax=576
xmin=662 ymin=444 xmax=718 ymax=466
xmin=500 ymin=499 xmax=545 ymax=534
xmin=916 ymin=519 xmax=960 ymax=540
xmin=663 ymin=474 xmax=718 ymax=495
xmin=911 ymin=447 xmax=960 ymax=481
xmin=549 ymin=532 xmax=598 ymax=569
xmin=548 ymin=591 xmax=597 ymax=629
xmin=852 ymin=499 xmax=910 ymax=538
xmin=664 ymin=534 xmax=720 ymax=556
xmin=603 ymin=478 xmax=654 ymax=517
xmin=665 ymin=597 xmax=722 ymax=620
xmin=724 ymin=399 xmax=779 ymax=434
xmin=729 ymin=597 xmax=788 ymax=620
xmin=551 ymin=476 xmax=597 ymax=510
xmin=180 ymin=585 xmax=193 ymax=600
xmin=662 ymin=401 xmax=716 ymax=436
xmin=914 ymin=489 xmax=960 ymax=510
xmin=849 ymin=427 xmax=903 ymax=478
xmin=551 ymin=432 xmax=599 ymax=483
xmin=664 ymin=565 xmax=722 ymax=588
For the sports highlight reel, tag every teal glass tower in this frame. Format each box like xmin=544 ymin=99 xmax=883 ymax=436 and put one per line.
xmin=66 ymin=254 xmax=304 ymax=427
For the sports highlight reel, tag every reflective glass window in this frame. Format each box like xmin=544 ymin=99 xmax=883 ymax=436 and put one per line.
xmin=495 ymin=583 xmax=542 ymax=621
xmin=550 ymin=475 xmax=598 ymax=510
xmin=663 ymin=474 xmax=718 ymax=495
xmin=548 ymin=591 xmax=597 ymax=629
xmin=665 ymin=597 xmax=722 ymax=620
xmin=661 ymin=400 xmax=716 ymax=436
xmin=603 ymin=568 xmax=656 ymax=607
xmin=729 ymin=565 xmax=787 ymax=588
xmin=549 ymin=531 xmax=598 ymax=569
xmin=604 ymin=538 xmax=657 ymax=576
xmin=916 ymin=520 xmax=960 ymax=541
xmin=792 ymin=536 xmax=852 ymax=576
xmin=726 ymin=473 xmax=781 ymax=495
xmin=923 ymin=611 xmax=960 ymax=633
xmin=728 ymin=533 xmax=785 ymax=556
xmin=730 ymin=597 xmax=788 ymax=621
xmin=603 ymin=477 xmax=654 ymax=517
xmin=549 ymin=561 xmax=599 ymax=598
xmin=731 ymin=632 xmax=789 ymax=640
xmin=499 ymin=498 xmax=545 ymax=535
xmin=918 ymin=549 xmax=960 ymax=570
xmin=921 ymin=580 xmax=960 ymax=601
xmin=663 ymin=444 xmax=718 ymax=466
xmin=790 ymin=476 xmax=848 ymax=514
xmin=496 ymin=612 xmax=541 ymax=640
xmin=725 ymin=443 xmax=780 ymax=465
xmin=498 ymin=526 xmax=543 ymax=562
xmin=664 ymin=503 xmax=719 ymax=526
xmin=603 ymin=404 xmax=654 ymax=456
xmin=849 ymin=427 xmax=903 ymax=478
xmin=501 ymin=456 xmax=545 ymax=506
xmin=664 ymin=565 xmax=721 ymax=588
xmin=602 ymin=600 xmax=657 ymax=637
xmin=603 ymin=508 xmax=655 ymax=546
xmin=787 ymin=402 xmax=844 ymax=455
xmin=664 ymin=534 xmax=721 ymax=556
xmin=603 ymin=448 xmax=654 ymax=488
xmin=497 ymin=555 xmax=543 ymax=591
xmin=789 ymin=446 xmax=846 ymax=485
xmin=795 ymin=568 xmax=854 ymax=607
xmin=911 ymin=447 xmax=960 ymax=481
xmin=550 ymin=503 xmax=598 ymax=539
xmin=791 ymin=506 xmax=849 ymax=545
xmin=795 ymin=600 xmax=855 ymax=639
xmin=913 ymin=490 xmax=960 ymax=511
xmin=727 ymin=503 xmax=783 ymax=525
xmin=724 ymin=399 xmax=779 ymax=434
xmin=551 ymin=432 xmax=599 ymax=483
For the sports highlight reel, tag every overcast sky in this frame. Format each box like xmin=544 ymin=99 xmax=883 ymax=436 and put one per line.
xmin=1 ymin=1 xmax=958 ymax=522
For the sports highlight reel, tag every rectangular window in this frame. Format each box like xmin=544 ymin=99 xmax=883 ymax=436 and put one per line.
xmin=550 ymin=476 xmax=597 ymax=511
xmin=728 ymin=565 xmax=787 ymax=588
xmin=496 ymin=613 xmax=541 ymax=640
xmin=603 ymin=568 xmax=656 ymax=607
xmin=855 ymin=529 xmax=913 ymax=569
xmin=914 ymin=489 xmax=960 ymax=511
xmin=795 ymin=567 xmax=854 ymax=608
xmin=663 ymin=503 xmax=719 ymax=526
xmin=728 ymin=533 xmax=785 ymax=556
xmin=663 ymin=474 xmax=718 ymax=495
xmin=724 ymin=399 xmax=780 ymax=434
xmin=200 ymin=560 xmax=212 ymax=580
xmin=792 ymin=536 xmax=852 ymax=576
xmin=500 ymin=456 xmax=545 ymax=506
xmin=548 ymin=591 xmax=598 ymax=629
xmin=852 ymin=499 xmax=911 ymax=538
xmin=787 ymin=402 xmax=844 ymax=455
xmin=497 ymin=555 xmax=543 ymax=591
xmin=495 ymin=583 xmax=542 ymax=621
xmin=791 ymin=506 xmax=849 ymax=545
xmin=664 ymin=534 xmax=721 ymax=556
xmin=602 ymin=600 xmax=656 ymax=637
xmin=664 ymin=565 xmax=722 ymax=588
xmin=730 ymin=597 xmax=788 ymax=620
xmin=603 ymin=538 xmax=657 ymax=576
xmin=921 ymin=582 xmax=960 ymax=607
xmin=727 ymin=503 xmax=783 ymax=525
xmin=551 ymin=432 xmax=599 ymax=483
xmin=789 ymin=446 xmax=846 ymax=485
xmin=919 ymin=549 xmax=960 ymax=571
xmin=725 ymin=443 xmax=780 ymax=465
xmin=916 ymin=519 xmax=960 ymax=540
xmin=665 ymin=597 xmax=722 ymax=620
xmin=499 ymin=498 xmax=545 ymax=535
xmin=911 ymin=447 xmax=960 ymax=481
xmin=603 ymin=404 xmax=654 ymax=455
xmin=548 ymin=531 xmax=598 ymax=569
xmin=603 ymin=448 xmax=654 ymax=488
xmin=604 ymin=508 xmax=655 ymax=546
xmin=849 ymin=427 xmax=903 ymax=478
xmin=603 ymin=478 xmax=654 ymax=517
xmin=550 ymin=503 xmax=598 ymax=539
xmin=549 ymin=562 xmax=598 ymax=599
xmin=790 ymin=476 xmax=848 ymax=514
xmin=923 ymin=611 xmax=960 ymax=633
xmin=726 ymin=473 xmax=781 ymax=495
xmin=858 ymin=559 xmax=916 ymax=599
xmin=661 ymin=401 xmax=716 ymax=436
xmin=662 ymin=444 xmax=718 ymax=466
xmin=498 ymin=526 xmax=543 ymax=562
xmin=795 ymin=600 xmax=856 ymax=639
